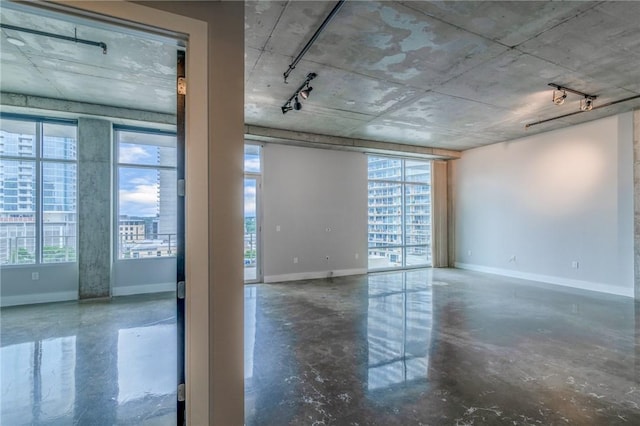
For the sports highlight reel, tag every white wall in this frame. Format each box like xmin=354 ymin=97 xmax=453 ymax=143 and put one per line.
xmin=113 ymin=258 xmax=176 ymax=296
xmin=0 ymin=264 xmax=78 ymax=306
xmin=454 ymin=113 xmax=634 ymax=297
xmin=262 ymin=144 xmax=368 ymax=282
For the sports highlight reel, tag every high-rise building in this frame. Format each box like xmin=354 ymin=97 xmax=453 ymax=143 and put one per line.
xmin=0 ymin=122 xmax=77 ymax=265
xmin=367 ymin=156 xmax=431 ymax=269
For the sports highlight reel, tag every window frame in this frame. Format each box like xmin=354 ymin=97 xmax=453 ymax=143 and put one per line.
xmin=243 ymin=142 xmax=263 ymax=283
xmin=0 ymin=113 xmax=78 ymax=267
xmin=114 ymin=125 xmax=178 ymax=261
xmin=367 ymin=155 xmax=432 ymax=271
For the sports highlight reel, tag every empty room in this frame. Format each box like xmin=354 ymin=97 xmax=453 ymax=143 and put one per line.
xmin=1 ymin=1 xmax=639 ymax=425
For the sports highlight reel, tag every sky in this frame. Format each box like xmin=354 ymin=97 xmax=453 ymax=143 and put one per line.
xmin=119 ymin=144 xmax=162 ymax=217
xmin=119 ymin=145 xmax=260 ymax=218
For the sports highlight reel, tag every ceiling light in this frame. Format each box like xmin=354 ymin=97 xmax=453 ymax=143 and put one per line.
xmin=580 ymin=97 xmax=594 ymax=111
xmin=6 ymin=36 xmax=25 ymax=47
xmin=299 ymin=85 xmax=313 ymax=100
xmin=552 ymin=89 xmax=567 ymax=105
xmin=281 ymin=72 xmax=317 ymax=114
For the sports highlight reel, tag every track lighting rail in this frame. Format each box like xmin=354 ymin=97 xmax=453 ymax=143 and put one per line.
xmin=283 ymin=0 xmax=345 ymax=83
xmin=548 ymin=83 xmax=596 ymax=100
xmin=525 ymin=94 xmax=640 ymax=129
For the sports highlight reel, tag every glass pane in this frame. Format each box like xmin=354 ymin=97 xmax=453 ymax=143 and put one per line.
xmin=0 ymin=222 xmax=35 ymax=265
xmin=244 ymin=178 xmax=258 ymax=281
xmin=244 ymin=145 xmax=261 ymax=173
xmin=405 ymin=246 xmax=430 ymax=267
xmin=0 ymin=119 xmax=36 ymax=157
xmin=118 ymin=131 xmax=176 ymax=167
xmin=42 ymin=162 xmax=76 ymax=263
xmin=43 ymin=123 xmax=77 ymax=160
xmin=368 ymin=181 xmax=402 ymax=247
xmin=405 ymin=160 xmax=431 ymax=183
xmin=404 ymin=183 xmax=430 ymax=245
xmin=368 ymin=247 xmax=402 ymax=269
xmin=368 ymin=156 xmax=401 ymax=181
xmin=1 ymin=159 xmax=36 ymax=265
xmin=118 ymin=167 xmax=176 ymax=259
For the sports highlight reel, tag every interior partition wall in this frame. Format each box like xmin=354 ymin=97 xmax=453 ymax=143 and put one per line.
xmin=368 ymin=156 xmax=432 ymax=271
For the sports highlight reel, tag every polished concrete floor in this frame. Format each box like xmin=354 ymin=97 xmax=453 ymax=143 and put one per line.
xmin=0 ymin=292 xmax=177 ymax=426
xmin=245 ymin=269 xmax=640 ymax=425
xmin=2 ymin=269 xmax=639 ymax=425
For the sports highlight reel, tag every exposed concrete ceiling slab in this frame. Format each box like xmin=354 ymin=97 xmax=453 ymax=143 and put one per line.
xmin=518 ymin=7 xmax=640 ymax=94
xmin=0 ymin=4 xmax=178 ymax=114
xmin=245 ymin=1 xmax=640 ymax=151
xmin=400 ymin=1 xmax=599 ymax=47
xmin=2 ymin=2 xmax=639 ymax=154
xmin=300 ymin=1 xmax=509 ymax=90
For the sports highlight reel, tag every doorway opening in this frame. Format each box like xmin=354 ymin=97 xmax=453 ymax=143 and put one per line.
xmin=0 ymin=2 xmax=185 ymax=424
xmin=244 ymin=144 xmax=262 ymax=283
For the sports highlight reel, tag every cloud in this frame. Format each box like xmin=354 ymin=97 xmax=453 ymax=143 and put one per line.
xmin=244 ymin=199 xmax=256 ymax=216
xmin=120 ymin=145 xmax=153 ymax=163
xmin=245 ymin=158 xmax=260 ymax=172
xmin=119 ymin=184 xmax=158 ymax=216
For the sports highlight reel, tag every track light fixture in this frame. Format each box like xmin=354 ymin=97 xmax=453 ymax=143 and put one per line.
xmin=281 ymin=72 xmax=318 ymax=114
xmin=299 ymin=84 xmax=313 ymax=100
xmin=552 ymin=89 xmax=567 ymax=105
xmin=580 ymin=97 xmax=594 ymax=111
xmin=548 ymin=83 xmax=596 ymax=111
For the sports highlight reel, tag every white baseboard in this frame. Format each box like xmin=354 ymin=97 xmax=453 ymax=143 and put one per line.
xmin=1 ymin=291 xmax=77 ymax=307
xmin=264 ymin=268 xmax=367 ymax=284
xmin=454 ymin=262 xmax=634 ymax=298
xmin=112 ymin=282 xmax=175 ymax=296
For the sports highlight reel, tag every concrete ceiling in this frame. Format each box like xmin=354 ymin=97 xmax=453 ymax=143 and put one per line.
xmin=0 ymin=4 xmax=179 ymax=115
xmin=2 ymin=2 xmax=639 ymax=154
xmin=245 ymin=1 xmax=640 ymax=151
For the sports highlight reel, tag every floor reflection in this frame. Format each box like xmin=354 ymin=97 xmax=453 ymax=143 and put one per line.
xmin=0 ymin=294 xmax=176 ymax=426
xmin=1 ymin=337 xmax=76 ymax=424
xmin=367 ymin=270 xmax=433 ymax=391
xmin=244 ymin=269 xmax=640 ymax=425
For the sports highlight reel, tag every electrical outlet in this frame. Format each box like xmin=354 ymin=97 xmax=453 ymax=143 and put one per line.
xmin=355 ymin=253 xmax=359 ymax=260
xmin=293 ymin=257 xmax=298 ymax=264
xmin=571 ymin=261 xmax=579 ymax=269
xmin=32 ymin=272 xmax=39 ymax=280
xmin=276 ymin=225 xmax=281 ymax=232
xmin=468 ymin=250 xmax=472 ymax=256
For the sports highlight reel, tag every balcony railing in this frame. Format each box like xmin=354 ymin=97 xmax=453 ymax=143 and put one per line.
xmin=0 ymin=235 xmax=76 ymax=265
xmin=118 ymin=233 xmax=177 ymax=259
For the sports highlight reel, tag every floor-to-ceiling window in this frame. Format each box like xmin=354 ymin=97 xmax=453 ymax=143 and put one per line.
xmin=244 ymin=144 xmax=262 ymax=282
xmin=115 ymin=127 xmax=177 ymax=259
xmin=367 ymin=156 xmax=431 ymax=270
xmin=0 ymin=116 xmax=77 ymax=265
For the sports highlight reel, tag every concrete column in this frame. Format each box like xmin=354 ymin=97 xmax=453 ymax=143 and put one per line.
xmin=78 ymin=118 xmax=112 ymax=299
xmin=432 ymin=160 xmax=449 ymax=267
